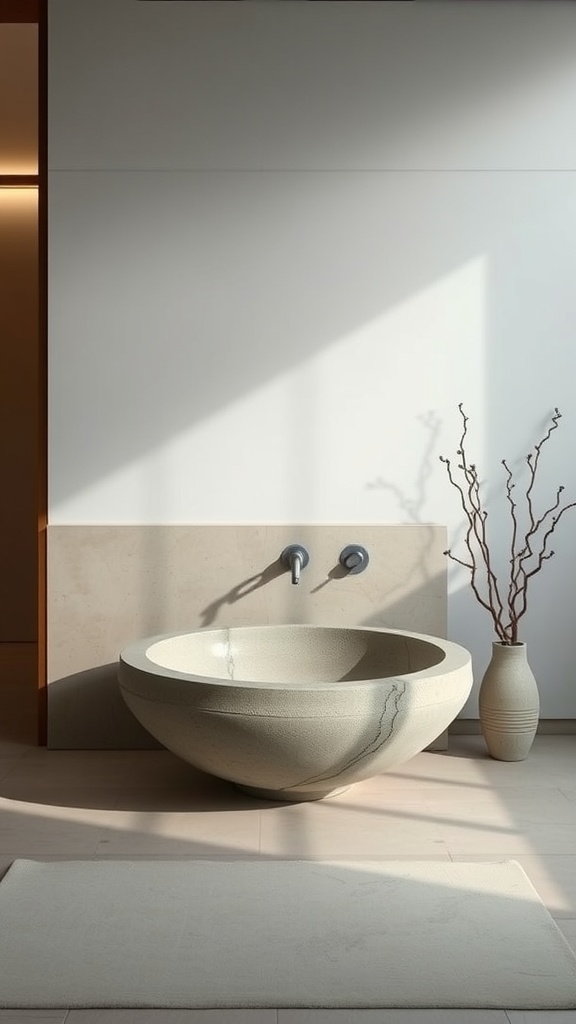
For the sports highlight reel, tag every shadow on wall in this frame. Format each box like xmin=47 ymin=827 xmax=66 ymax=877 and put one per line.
xmin=364 ymin=409 xmax=442 ymax=609
xmin=200 ymin=560 xmax=285 ymax=628
xmin=367 ymin=410 xmax=441 ymax=523
xmin=49 ymin=2 xmax=576 ymax=514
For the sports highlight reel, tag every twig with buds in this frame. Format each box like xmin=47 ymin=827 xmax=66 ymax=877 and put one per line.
xmin=440 ymin=405 xmax=576 ymax=644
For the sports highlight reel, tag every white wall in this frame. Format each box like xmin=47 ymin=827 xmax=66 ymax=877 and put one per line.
xmin=48 ymin=0 xmax=576 ymax=716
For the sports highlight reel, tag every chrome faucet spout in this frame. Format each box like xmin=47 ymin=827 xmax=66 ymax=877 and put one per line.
xmin=280 ymin=544 xmax=310 ymax=585
xmin=291 ymin=552 xmax=303 ymax=586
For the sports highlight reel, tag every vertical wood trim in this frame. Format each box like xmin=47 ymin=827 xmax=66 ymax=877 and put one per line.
xmin=37 ymin=0 xmax=47 ymax=743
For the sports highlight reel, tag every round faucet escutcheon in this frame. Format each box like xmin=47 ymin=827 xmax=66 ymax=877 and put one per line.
xmin=339 ymin=544 xmax=370 ymax=574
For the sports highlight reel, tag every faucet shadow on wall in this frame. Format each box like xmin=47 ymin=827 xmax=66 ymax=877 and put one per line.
xmin=200 ymin=542 xmax=370 ymax=625
xmin=200 ymin=561 xmax=285 ymax=628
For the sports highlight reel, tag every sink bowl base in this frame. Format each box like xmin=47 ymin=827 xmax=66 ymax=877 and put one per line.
xmin=235 ymin=783 xmax=351 ymax=802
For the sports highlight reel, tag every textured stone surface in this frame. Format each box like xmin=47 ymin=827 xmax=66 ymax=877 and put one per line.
xmin=119 ymin=624 xmax=472 ymax=799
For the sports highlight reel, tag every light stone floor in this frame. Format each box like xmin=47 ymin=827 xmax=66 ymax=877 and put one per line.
xmin=0 ymin=683 xmax=575 ymax=1024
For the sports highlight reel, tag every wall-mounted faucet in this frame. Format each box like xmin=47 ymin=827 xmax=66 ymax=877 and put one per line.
xmin=281 ymin=544 xmax=310 ymax=585
xmin=339 ymin=544 xmax=370 ymax=575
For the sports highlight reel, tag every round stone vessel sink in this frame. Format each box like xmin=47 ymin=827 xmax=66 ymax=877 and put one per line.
xmin=118 ymin=624 xmax=472 ymax=801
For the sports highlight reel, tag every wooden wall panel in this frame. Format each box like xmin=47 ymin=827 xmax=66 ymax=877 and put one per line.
xmin=0 ymin=1 xmax=39 ymax=23
xmin=0 ymin=189 xmax=39 ymax=640
xmin=0 ymin=24 xmax=38 ymax=172
xmin=0 ymin=13 xmax=39 ymax=645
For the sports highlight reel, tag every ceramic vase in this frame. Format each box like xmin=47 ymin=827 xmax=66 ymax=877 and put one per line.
xmin=478 ymin=641 xmax=539 ymax=761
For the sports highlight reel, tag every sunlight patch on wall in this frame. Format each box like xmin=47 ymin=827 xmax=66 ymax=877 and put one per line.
xmin=50 ymin=256 xmax=487 ymax=525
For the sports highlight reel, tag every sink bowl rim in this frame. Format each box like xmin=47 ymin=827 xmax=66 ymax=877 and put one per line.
xmin=119 ymin=624 xmax=471 ymax=691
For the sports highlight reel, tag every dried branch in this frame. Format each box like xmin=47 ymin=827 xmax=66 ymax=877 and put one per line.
xmin=440 ymin=406 xmax=576 ymax=644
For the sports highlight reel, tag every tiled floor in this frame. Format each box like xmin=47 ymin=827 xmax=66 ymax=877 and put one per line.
xmin=0 ymin=682 xmax=575 ymax=1024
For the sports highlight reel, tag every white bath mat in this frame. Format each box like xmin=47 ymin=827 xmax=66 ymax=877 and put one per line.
xmin=0 ymin=859 xmax=575 ymax=1009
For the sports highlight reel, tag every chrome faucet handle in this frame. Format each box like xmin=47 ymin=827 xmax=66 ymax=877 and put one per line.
xmin=281 ymin=544 xmax=310 ymax=585
xmin=339 ymin=544 xmax=370 ymax=575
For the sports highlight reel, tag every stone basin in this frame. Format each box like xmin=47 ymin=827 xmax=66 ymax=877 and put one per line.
xmin=118 ymin=624 xmax=472 ymax=801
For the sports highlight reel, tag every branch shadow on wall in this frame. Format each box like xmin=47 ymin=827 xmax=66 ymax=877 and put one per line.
xmin=362 ymin=409 xmax=442 ymax=629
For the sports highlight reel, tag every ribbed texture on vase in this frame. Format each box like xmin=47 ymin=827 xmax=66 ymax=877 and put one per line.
xmin=480 ymin=709 xmax=540 ymax=732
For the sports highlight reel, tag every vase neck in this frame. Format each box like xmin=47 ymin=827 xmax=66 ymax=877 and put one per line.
xmin=492 ymin=641 xmax=527 ymax=658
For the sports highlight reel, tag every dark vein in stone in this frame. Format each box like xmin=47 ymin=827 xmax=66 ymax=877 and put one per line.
xmin=279 ymin=681 xmax=407 ymax=792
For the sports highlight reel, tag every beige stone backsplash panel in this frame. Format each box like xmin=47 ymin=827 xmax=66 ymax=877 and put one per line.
xmin=47 ymin=524 xmax=446 ymax=748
